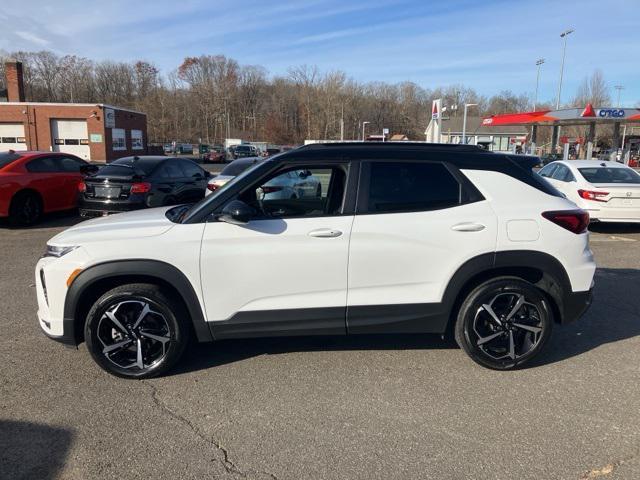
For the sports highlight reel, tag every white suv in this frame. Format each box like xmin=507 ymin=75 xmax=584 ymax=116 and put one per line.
xmin=36 ymin=143 xmax=596 ymax=378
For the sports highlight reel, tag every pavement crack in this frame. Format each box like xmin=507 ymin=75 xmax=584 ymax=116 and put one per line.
xmin=580 ymin=446 xmax=640 ymax=479
xmin=143 ymin=380 xmax=279 ymax=480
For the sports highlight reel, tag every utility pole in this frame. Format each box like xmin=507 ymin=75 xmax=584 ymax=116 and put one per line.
xmin=461 ymin=103 xmax=477 ymax=145
xmin=362 ymin=121 xmax=370 ymax=142
xmin=614 ymin=85 xmax=624 ymax=107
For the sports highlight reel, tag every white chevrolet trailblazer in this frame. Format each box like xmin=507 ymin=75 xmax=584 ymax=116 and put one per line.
xmin=36 ymin=143 xmax=596 ymax=378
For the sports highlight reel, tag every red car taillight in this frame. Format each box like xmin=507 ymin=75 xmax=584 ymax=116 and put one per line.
xmin=542 ymin=210 xmax=590 ymax=234
xmin=77 ymin=182 xmax=86 ymax=193
xmin=578 ymin=189 xmax=609 ymax=202
xmin=207 ymin=183 xmax=219 ymax=192
xmin=130 ymin=182 xmax=151 ymax=194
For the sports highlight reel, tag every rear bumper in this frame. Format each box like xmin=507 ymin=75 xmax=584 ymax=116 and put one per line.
xmin=561 ymin=288 xmax=593 ymax=324
xmin=79 ymin=199 xmax=146 ymax=217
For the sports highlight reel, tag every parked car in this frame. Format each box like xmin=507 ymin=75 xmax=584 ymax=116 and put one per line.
xmin=202 ymin=145 xmax=225 ymax=163
xmin=79 ymin=156 xmax=210 ymax=217
xmin=0 ymin=150 xmax=88 ymax=225
xmin=539 ymin=160 xmax=640 ymax=223
xmin=36 ymin=142 xmax=595 ymax=378
xmin=266 ymin=147 xmax=282 ymax=156
xmin=206 ymin=157 xmax=264 ymax=195
xmin=232 ymin=144 xmax=259 ymax=159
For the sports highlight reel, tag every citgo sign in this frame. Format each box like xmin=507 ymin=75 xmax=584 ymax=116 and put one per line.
xmin=598 ymin=109 xmax=625 ymax=118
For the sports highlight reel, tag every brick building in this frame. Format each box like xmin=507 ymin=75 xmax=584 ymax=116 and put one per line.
xmin=0 ymin=61 xmax=148 ymax=162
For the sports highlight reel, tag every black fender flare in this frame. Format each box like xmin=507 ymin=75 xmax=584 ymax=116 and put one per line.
xmin=440 ymin=250 xmax=572 ymax=325
xmin=63 ymin=259 xmax=213 ymax=345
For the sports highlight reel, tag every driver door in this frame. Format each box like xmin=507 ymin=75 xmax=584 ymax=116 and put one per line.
xmin=200 ymin=161 xmax=355 ymax=338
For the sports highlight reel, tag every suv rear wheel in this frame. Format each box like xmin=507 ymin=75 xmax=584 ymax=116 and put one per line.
xmin=84 ymin=283 xmax=190 ymax=379
xmin=455 ymin=278 xmax=553 ymax=370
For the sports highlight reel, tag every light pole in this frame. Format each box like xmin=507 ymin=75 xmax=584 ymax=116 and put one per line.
xmin=362 ymin=121 xmax=370 ymax=142
xmin=553 ymin=28 xmax=574 ymax=152
xmin=534 ymin=58 xmax=545 ymax=111
xmin=614 ymin=85 xmax=624 ymax=107
xmin=556 ymin=29 xmax=573 ymax=109
xmin=461 ymin=103 xmax=477 ymax=145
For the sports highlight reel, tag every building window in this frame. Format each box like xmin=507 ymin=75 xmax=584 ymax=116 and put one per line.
xmin=131 ymin=129 xmax=144 ymax=150
xmin=112 ymin=128 xmax=126 ymax=151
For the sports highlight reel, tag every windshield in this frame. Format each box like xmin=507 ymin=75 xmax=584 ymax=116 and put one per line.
xmin=578 ymin=167 xmax=640 ymax=184
xmin=177 ymin=159 xmax=265 ymax=223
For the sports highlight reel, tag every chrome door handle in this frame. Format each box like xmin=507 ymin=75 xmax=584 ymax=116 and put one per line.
xmin=451 ymin=222 xmax=486 ymax=232
xmin=308 ymin=228 xmax=343 ymax=238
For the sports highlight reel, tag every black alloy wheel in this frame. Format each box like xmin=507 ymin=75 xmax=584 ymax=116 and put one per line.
xmin=85 ymin=284 xmax=189 ymax=378
xmin=455 ymin=278 xmax=553 ymax=370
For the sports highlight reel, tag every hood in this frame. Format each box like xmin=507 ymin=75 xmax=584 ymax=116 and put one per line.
xmin=48 ymin=207 xmax=175 ymax=246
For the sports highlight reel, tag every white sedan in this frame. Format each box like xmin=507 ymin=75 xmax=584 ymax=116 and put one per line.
xmin=539 ymin=160 xmax=640 ymax=223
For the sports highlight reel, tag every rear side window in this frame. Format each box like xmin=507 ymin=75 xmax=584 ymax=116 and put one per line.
xmin=26 ymin=157 xmax=60 ymax=173
xmin=578 ymin=167 xmax=640 ymax=184
xmin=364 ymin=162 xmax=464 ymax=214
xmin=58 ymin=156 xmax=86 ymax=172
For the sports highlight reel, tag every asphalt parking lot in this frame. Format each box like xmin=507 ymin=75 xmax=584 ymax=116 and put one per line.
xmin=1 ymin=217 xmax=639 ymax=480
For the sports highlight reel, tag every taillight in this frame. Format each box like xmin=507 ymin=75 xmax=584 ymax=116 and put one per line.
xmin=261 ymin=186 xmax=283 ymax=194
xmin=207 ymin=183 xmax=219 ymax=192
xmin=542 ymin=210 xmax=590 ymax=234
xmin=130 ymin=182 xmax=151 ymax=194
xmin=77 ymin=182 xmax=86 ymax=193
xmin=578 ymin=189 xmax=609 ymax=202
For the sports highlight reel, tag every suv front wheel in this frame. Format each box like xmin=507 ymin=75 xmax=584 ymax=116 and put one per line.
xmin=455 ymin=278 xmax=553 ymax=370
xmin=84 ymin=283 xmax=190 ymax=379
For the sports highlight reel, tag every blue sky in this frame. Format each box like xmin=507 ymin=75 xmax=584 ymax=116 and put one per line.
xmin=1 ymin=0 xmax=638 ymax=106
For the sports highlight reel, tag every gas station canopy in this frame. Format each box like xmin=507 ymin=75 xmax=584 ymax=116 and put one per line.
xmin=482 ymin=104 xmax=640 ymax=127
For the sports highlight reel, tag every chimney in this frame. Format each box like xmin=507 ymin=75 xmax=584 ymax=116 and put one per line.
xmin=5 ymin=61 xmax=25 ymax=102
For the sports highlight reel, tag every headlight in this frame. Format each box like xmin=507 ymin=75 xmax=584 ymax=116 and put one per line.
xmin=44 ymin=245 xmax=78 ymax=258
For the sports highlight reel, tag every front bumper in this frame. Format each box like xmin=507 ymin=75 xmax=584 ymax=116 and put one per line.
xmin=561 ymin=288 xmax=593 ymax=324
xmin=36 ymin=250 xmax=88 ymax=346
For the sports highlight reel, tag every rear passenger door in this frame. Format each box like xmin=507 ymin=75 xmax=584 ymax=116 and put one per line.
xmin=25 ymin=156 xmax=69 ymax=211
xmin=347 ymin=160 xmax=497 ymax=334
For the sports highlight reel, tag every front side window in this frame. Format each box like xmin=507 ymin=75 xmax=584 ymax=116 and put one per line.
xmin=238 ymin=165 xmax=346 ymax=218
xmin=364 ymin=162 xmax=463 ymax=214
xmin=112 ymin=128 xmax=126 ymax=151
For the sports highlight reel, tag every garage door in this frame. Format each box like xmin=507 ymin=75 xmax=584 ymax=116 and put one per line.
xmin=51 ymin=119 xmax=90 ymax=159
xmin=0 ymin=123 xmax=27 ymax=151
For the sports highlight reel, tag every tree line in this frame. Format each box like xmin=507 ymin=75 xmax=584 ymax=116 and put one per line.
xmin=0 ymin=50 xmax=613 ymax=146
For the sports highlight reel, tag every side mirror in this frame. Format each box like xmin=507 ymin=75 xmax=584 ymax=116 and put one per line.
xmin=217 ymin=200 xmax=256 ymax=225
xmin=80 ymin=164 xmax=99 ymax=175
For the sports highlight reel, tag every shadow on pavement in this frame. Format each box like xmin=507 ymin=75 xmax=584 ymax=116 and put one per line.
xmin=0 ymin=420 xmax=74 ymax=480
xmin=0 ymin=210 xmax=85 ymax=230
xmin=538 ymin=267 xmax=640 ymax=366
xmin=172 ymin=333 xmax=455 ymax=376
xmin=589 ymin=223 xmax=640 ymax=234
xmin=172 ymin=268 xmax=640 ymax=375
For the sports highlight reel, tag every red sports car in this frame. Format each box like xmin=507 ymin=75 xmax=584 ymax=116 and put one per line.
xmin=0 ymin=151 xmax=89 ymax=225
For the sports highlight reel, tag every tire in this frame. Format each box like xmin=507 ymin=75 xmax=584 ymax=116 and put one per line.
xmin=84 ymin=283 xmax=190 ymax=379
xmin=163 ymin=196 xmax=177 ymax=206
xmin=9 ymin=191 xmax=42 ymax=226
xmin=454 ymin=277 xmax=553 ymax=370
